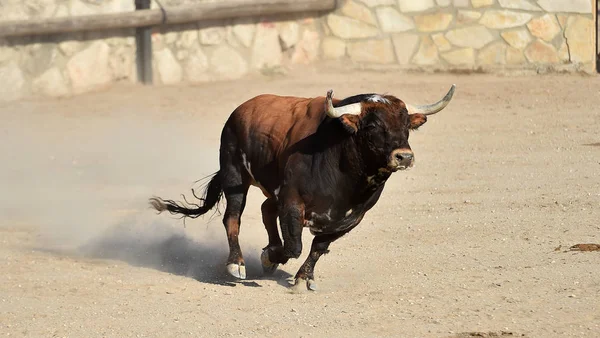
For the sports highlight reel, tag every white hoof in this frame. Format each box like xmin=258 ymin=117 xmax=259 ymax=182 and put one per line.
xmin=226 ymin=263 xmax=246 ymax=279
xmin=261 ymin=249 xmax=279 ymax=275
xmin=306 ymin=279 xmax=317 ymax=291
xmin=293 ymin=277 xmax=317 ymax=291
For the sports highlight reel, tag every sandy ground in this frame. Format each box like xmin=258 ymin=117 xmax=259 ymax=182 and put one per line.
xmin=1 ymin=66 xmax=599 ymax=338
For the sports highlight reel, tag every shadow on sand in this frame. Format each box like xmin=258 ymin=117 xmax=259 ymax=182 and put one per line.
xmin=74 ymin=219 xmax=294 ymax=288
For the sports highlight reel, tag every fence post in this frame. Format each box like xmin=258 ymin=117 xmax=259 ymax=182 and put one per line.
xmin=135 ymin=0 xmax=153 ymax=84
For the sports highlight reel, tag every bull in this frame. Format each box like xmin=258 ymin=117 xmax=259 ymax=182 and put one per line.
xmin=149 ymin=85 xmax=455 ymax=290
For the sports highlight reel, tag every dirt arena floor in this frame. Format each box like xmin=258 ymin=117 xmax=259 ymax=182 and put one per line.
xmin=1 ymin=66 xmax=599 ymax=337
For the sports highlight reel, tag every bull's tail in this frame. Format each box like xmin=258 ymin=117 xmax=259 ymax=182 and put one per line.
xmin=149 ymin=171 xmax=223 ymax=219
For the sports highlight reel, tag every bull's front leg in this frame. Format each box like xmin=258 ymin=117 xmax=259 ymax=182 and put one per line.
xmin=294 ymin=231 xmax=346 ymax=291
xmin=262 ymin=193 xmax=305 ymax=267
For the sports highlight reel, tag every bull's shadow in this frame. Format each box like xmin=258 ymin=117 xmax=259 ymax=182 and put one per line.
xmin=76 ymin=219 xmax=293 ymax=287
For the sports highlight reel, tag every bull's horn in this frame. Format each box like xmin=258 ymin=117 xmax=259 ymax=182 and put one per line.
xmin=325 ymin=89 xmax=362 ymax=118
xmin=406 ymin=84 xmax=456 ymax=116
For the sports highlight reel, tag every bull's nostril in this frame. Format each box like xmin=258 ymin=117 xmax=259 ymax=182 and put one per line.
xmin=396 ymin=152 xmax=413 ymax=161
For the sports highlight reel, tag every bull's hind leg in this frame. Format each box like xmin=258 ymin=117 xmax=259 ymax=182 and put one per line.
xmin=260 ymin=198 xmax=282 ymax=274
xmin=220 ymin=126 xmax=251 ymax=279
xmin=221 ymin=173 xmax=250 ymax=279
xmin=222 ymin=185 xmax=249 ymax=279
xmin=294 ymin=231 xmax=347 ymax=291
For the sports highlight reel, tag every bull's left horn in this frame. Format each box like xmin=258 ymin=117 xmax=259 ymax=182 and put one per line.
xmin=406 ymin=84 xmax=456 ymax=116
xmin=325 ymin=89 xmax=362 ymax=118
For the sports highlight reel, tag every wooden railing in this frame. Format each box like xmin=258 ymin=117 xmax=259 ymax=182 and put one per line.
xmin=0 ymin=0 xmax=337 ymax=38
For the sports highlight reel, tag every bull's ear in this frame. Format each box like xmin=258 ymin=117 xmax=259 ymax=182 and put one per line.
xmin=409 ymin=113 xmax=427 ymax=130
xmin=339 ymin=114 xmax=360 ymax=134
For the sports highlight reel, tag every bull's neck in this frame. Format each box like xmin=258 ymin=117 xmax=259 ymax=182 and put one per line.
xmin=315 ymin=119 xmax=381 ymax=188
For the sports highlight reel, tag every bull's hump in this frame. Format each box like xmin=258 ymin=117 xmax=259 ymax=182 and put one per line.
xmin=239 ymin=96 xmax=324 ymax=148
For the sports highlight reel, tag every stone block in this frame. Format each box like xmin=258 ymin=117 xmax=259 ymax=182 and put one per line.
xmin=211 ymin=45 xmax=248 ymax=80
xmin=59 ymin=40 xmax=82 ymax=57
xmin=457 ymin=10 xmax=481 ymax=25
xmin=54 ymin=5 xmax=69 ymax=17
xmin=442 ymin=48 xmax=475 ymax=65
xmin=375 ymin=7 xmax=415 ymax=33
xmin=557 ymin=15 xmax=568 ymax=29
xmin=341 ymin=1 xmax=377 ymax=25
xmin=322 ymin=37 xmax=346 ymax=59
xmin=415 ymin=13 xmax=453 ymax=32
xmin=0 ymin=61 xmax=24 ymax=101
xmin=291 ymin=30 xmax=321 ymax=64
xmin=70 ymin=0 xmax=133 ymax=16
xmin=537 ymin=0 xmax=592 ymax=14
xmin=252 ymin=23 xmax=283 ymax=69
xmin=412 ymin=36 xmax=439 ymax=65
xmin=233 ymin=19 xmax=256 ymax=48
xmin=109 ymin=45 xmax=134 ymax=81
xmin=356 ymin=0 xmax=395 ymax=6
xmin=154 ymin=48 xmax=182 ymax=85
xmin=164 ymin=31 xmax=178 ymax=45
xmin=27 ymin=0 xmax=58 ymax=18
xmin=176 ymin=50 xmax=188 ymax=61
xmin=67 ymin=41 xmax=111 ymax=94
xmin=477 ymin=42 xmax=507 ymax=65
xmin=69 ymin=0 xmax=94 ymax=16
xmin=565 ymin=16 xmax=594 ymax=63
xmin=0 ymin=4 xmax=28 ymax=21
xmin=527 ymin=14 xmax=561 ymax=42
xmin=176 ymin=30 xmax=199 ymax=49
xmin=436 ymin=0 xmax=452 ymax=7
xmin=104 ymin=36 xmax=132 ymax=47
xmin=446 ymin=27 xmax=495 ymax=49
xmin=22 ymin=43 xmax=58 ymax=76
xmin=151 ymin=30 xmax=165 ymax=50
xmin=501 ymin=29 xmax=532 ymax=50
xmin=33 ymin=67 xmax=70 ymax=97
xmin=480 ymin=10 xmax=533 ymax=29
xmin=453 ymin=0 xmax=469 ymax=7
xmin=392 ymin=33 xmax=420 ymax=64
xmin=348 ymin=38 xmax=396 ymax=64
xmin=185 ymin=48 xmax=210 ymax=83
xmin=278 ymin=21 xmax=300 ymax=49
xmin=558 ymin=40 xmax=570 ymax=62
xmin=0 ymin=45 xmax=16 ymax=63
xmin=432 ymin=33 xmax=452 ymax=52
xmin=199 ymin=27 xmax=225 ymax=45
xmin=498 ymin=0 xmax=541 ymax=11
xmin=472 ymin=0 xmax=493 ymax=8
xmin=506 ymin=46 xmax=526 ymax=64
xmin=129 ymin=60 xmax=137 ymax=83
xmin=327 ymin=14 xmax=379 ymax=39
xmin=524 ymin=39 xmax=559 ymax=63
xmin=398 ymin=0 xmax=435 ymax=12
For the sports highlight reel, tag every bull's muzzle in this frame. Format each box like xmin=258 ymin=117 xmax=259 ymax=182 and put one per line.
xmin=389 ymin=149 xmax=414 ymax=171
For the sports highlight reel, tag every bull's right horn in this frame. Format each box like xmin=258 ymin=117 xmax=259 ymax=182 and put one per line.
xmin=406 ymin=84 xmax=456 ymax=116
xmin=325 ymin=89 xmax=362 ymax=118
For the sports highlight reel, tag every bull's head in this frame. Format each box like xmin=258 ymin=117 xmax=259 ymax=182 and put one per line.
xmin=325 ymin=85 xmax=455 ymax=172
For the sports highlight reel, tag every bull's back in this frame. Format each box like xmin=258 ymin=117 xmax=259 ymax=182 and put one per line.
xmin=224 ymin=94 xmax=326 ymax=193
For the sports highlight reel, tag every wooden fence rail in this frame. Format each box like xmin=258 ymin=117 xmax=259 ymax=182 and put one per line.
xmin=0 ymin=0 xmax=337 ymax=38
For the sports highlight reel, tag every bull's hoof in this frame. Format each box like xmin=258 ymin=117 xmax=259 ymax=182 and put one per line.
xmin=226 ymin=263 xmax=246 ymax=279
xmin=306 ymin=279 xmax=317 ymax=291
xmin=294 ymin=277 xmax=317 ymax=291
xmin=261 ymin=249 xmax=279 ymax=275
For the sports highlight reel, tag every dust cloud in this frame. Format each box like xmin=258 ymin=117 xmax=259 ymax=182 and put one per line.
xmin=0 ymin=109 xmax=264 ymax=280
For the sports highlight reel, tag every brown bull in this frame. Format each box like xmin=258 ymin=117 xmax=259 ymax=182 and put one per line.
xmin=150 ymin=85 xmax=456 ymax=290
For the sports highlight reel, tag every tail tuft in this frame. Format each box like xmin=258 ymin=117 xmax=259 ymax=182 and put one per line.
xmin=149 ymin=197 xmax=169 ymax=213
xmin=149 ymin=171 xmax=223 ymax=220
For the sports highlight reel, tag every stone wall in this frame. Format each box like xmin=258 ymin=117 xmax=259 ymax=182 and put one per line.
xmin=0 ymin=0 xmax=596 ymax=101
